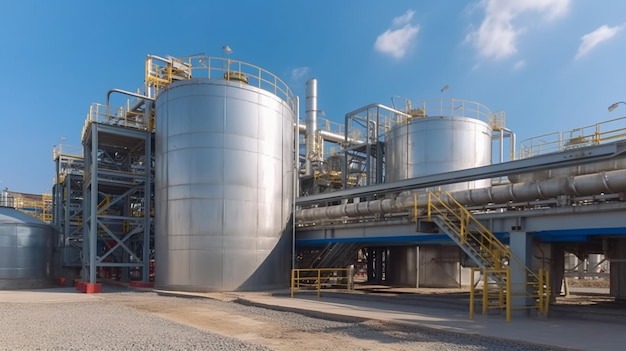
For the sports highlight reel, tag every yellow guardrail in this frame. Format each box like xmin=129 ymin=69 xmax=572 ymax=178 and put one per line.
xmin=470 ymin=268 xmax=512 ymax=322
xmin=519 ymin=115 xmax=626 ymax=158
xmin=291 ymin=268 xmax=354 ymax=298
xmin=426 ymin=191 xmax=550 ymax=319
xmin=145 ymin=55 xmax=296 ymax=113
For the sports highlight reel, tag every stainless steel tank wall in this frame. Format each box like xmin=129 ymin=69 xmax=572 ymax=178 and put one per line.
xmin=155 ymin=78 xmax=294 ymax=292
xmin=385 ymin=116 xmax=492 ymax=191
xmin=0 ymin=208 xmax=53 ymax=281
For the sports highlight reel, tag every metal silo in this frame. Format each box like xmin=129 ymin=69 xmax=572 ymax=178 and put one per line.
xmin=154 ymin=61 xmax=295 ymax=292
xmin=385 ymin=99 xmax=492 ymax=191
xmin=0 ymin=207 xmax=54 ymax=289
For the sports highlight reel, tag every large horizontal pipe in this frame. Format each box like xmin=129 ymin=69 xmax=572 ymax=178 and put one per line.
xmin=106 ymin=89 xmax=154 ymax=107
xmin=297 ymin=124 xmax=362 ymax=144
xmin=296 ymin=168 xmax=626 ymax=222
xmin=509 ymin=157 xmax=626 ymax=183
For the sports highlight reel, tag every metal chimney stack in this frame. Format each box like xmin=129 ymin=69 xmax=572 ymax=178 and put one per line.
xmin=305 ymin=78 xmax=318 ymax=176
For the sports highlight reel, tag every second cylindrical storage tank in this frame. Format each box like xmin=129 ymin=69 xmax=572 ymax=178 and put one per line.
xmin=0 ymin=207 xmax=54 ymax=289
xmin=385 ymin=100 xmax=492 ymax=191
xmin=155 ymin=72 xmax=295 ymax=291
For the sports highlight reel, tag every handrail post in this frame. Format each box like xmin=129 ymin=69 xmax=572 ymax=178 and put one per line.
xmin=317 ymin=269 xmax=321 ymax=299
xmin=427 ymin=192 xmax=432 ymax=221
xmin=290 ymin=269 xmax=295 ymax=298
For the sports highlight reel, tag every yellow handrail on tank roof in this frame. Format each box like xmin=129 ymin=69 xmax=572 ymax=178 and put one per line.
xmin=519 ymin=115 xmax=626 ymax=158
xmin=145 ymin=55 xmax=296 ymax=113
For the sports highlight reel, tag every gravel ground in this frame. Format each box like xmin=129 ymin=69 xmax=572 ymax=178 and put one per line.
xmin=0 ymin=291 xmax=560 ymax=351
xmin=0 ymin=298 xmax=270 ymax=351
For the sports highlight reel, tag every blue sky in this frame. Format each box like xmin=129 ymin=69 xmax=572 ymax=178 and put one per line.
xmin=1 ymin=0 xmax=625 ymax=194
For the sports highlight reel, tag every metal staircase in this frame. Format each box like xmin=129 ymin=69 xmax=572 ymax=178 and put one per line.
xmin=425 ymin=191 xmax=549 ymax=321
xmin=310 ymin=242 xmax=361 ymax=269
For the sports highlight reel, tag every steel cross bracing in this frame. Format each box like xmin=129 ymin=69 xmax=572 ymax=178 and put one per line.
xmin=52 ymin=151 xmax=85 ymax=267
xmin=81 ymin=119 xmax=153 ymax=285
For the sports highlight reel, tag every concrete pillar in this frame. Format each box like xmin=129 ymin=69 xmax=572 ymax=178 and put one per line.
xmin=509 ymin=231 xmax=533 ymax=309
xmin=417 ymin=246 xmax=461 ymax=288
xmin=609 ymin=238 xmax=626 ymax=300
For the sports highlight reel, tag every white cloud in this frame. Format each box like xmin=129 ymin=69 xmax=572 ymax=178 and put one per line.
xmin=513 ymin=60 xmax=526 ymax=70
xmin=290 ymin=67 xmax=310 ymax=81
xmin=575 ymin=24 xmax=624 ymax=59
xmin=466 ymin=0 xmax=570 ymax=60
xmin=375 ymin=25 xmax=420 ymax=59
xmin=375 ymin=10 xmax=419 ymax=59
xmin=392 ymin=9 xmax=414 ymax=27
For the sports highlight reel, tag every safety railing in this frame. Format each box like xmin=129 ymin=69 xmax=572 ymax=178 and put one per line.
xmin=145 ymin=54 xmax=296 ymax=113
xmin=427 ymin=191 xmax=509 ymax=264
xmin=519 ymin=115 xmax=626 ymax=158
xmin=12 ymin=194 xmax=53 ymax=222
xmin=81 ymin=102 xmax=151 ymax=140
xmin=291 ymin=268 xmax=354 ymax=298
xmin=426 ymin=191 xmax=549 ymax=319
xmin=52 ymin=144 xmax=83 ymax=161
xmin=393 ymin=99 xmax=494 ymax=125
xmin=470 ymin=268 xmax=511 ymax=322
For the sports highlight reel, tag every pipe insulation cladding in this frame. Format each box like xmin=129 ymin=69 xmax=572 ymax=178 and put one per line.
xmin=296 ymin=168 xmax=626 ymax=222
xmin=155 ymin=78 xmax=295 ymax=292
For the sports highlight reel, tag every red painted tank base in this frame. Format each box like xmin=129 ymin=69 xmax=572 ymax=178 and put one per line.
xmin=74 ymin=280 xmax=102 ymax=293
xmin=85 ymin=283 xmax=102 ymax=294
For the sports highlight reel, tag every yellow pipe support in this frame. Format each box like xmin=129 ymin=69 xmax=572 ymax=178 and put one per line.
xmin=538 ymin=268 xmax=544 ymax=314
xmin=317 ymin=269 xmax=321 ymax=299
xmin=427 ymin=192 xmax=432 ymax=221
xmin=544 ymin=269 xmax=550 ymax=315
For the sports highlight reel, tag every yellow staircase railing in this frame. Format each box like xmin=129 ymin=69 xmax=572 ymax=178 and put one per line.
xmin=426 ymin=191 xmax=550 ymax=321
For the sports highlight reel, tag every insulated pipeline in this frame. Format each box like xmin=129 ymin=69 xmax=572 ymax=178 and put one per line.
xmin=295 ymin=168 xmax=626 ymax=222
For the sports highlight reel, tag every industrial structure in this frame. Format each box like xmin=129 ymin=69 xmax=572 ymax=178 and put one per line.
xmin=1 ymin=52 xmax=626 ymax=319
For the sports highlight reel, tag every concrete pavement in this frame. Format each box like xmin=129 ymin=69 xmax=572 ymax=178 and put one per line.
xmin=226 ymin=291 xmax=625 ymax=351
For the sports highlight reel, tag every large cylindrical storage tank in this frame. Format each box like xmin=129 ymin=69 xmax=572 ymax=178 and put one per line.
xmin=155 ymin=75 xmax=295 ymax=292
xmin=385 ymin=102 xmax=492 ymax=191
xmin=0 ymin=207 xmax=54 ymax=289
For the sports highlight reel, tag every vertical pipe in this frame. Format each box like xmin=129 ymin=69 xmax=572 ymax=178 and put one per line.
xmin=142 ymin=108 xmax=152 ymax=282
xmin=305 ymin=79 xmax=318 ymax=175
xmin=499 ymin=129 xmax=504 ymax=163
xmin=292 ymin=96 xmax=299 ymax=272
